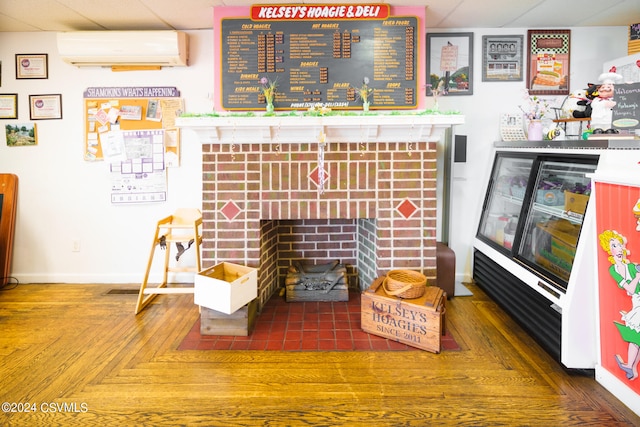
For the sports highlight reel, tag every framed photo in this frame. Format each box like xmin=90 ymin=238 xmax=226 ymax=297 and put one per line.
xmin=5 ymin=123 xmax=37 ymax=146
xmin=29 ymin=94 xmax=62 ymax=120
xmin=482 ymin=35 xmax=524 ymax=82
xmin=526 ymin=30 xmax=570 ymax=95
xmin=0 ymin=94 xmax=18 ymax=119
xmin=16 ymin=54 xmax=48 ymax=79
xmin=426 ymin=32 xmax=473 ymax=96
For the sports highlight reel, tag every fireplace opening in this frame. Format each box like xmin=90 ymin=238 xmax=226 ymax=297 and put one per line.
xmin=259 ymin=219 xmax=379 ymax=300
xmin=285 ymin=260 xmax=349 ymax=302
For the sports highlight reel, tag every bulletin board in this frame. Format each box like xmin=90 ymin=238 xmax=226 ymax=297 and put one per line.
xmin=83 ymin=87 xmax=183 ymax=204
xmin=82 ymin=86 xmax=183 ymax=163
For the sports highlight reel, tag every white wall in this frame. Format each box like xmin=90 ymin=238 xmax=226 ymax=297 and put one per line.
xmin=0 ymin=30 xmax=213 ymax=284
xmin=0 ymin=26 xmax=630 ymax=285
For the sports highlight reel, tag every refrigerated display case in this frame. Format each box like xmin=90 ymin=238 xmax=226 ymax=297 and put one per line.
xmin=477 ymin=152 xmax=597 ymax=287
xmin=472 ymin=140 xmax=638 ymax=370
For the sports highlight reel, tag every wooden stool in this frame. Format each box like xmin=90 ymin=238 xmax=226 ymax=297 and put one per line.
xmin=435 ymin=242 xmax=456 ymax=298
xmin=135 ymin=208 xmax=203 ymax=314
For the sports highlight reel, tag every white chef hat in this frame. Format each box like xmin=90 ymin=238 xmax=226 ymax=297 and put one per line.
xmin=598 ymin=72 xmax=623 ymax=84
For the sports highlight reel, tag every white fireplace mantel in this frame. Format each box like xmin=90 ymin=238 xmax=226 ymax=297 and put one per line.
xmin=175 ymin=114 xmax=465 ymax=144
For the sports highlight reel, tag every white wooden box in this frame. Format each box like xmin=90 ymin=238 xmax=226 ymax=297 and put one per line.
xmin=194 ymin=262 xmax=258 ymax=315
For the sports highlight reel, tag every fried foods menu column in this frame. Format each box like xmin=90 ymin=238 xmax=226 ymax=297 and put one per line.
xmin=371 ymin=19 xmax=415 ymax=107
xmin=220 ymin=15 xmax=418 ymax=110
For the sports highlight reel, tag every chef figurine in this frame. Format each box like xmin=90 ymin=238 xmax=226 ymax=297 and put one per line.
xmin=590 ymin=72 xmax=623 ymax=132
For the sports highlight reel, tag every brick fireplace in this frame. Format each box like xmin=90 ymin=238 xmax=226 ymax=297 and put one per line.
xmin=177 ymin=115 xmax=463 ymax=310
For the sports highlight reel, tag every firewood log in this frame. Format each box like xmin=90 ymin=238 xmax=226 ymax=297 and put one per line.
xmin=285 ymin=271 xmax=346 ymax=286
xmin=292 ymin=260 xmax=340 ymax=274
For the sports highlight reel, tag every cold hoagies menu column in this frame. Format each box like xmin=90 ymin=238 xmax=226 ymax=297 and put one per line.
xmin=220 ymin=8 xmax=418 ymax=110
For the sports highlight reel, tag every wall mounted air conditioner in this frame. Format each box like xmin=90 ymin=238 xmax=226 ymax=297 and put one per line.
xmin=57 ymin=31 xmax=189 ymax=67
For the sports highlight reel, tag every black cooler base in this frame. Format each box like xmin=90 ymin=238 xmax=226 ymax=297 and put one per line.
xmin=473 ymin=249 xmax=562 ymax=362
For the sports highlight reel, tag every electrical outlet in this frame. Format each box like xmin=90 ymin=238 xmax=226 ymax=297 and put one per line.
xmin=72 ymin=240 xmax=81 ymax=252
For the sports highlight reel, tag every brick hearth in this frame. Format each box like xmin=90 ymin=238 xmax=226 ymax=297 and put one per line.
xmin=177 ymin=115 xmax=463 ymax=309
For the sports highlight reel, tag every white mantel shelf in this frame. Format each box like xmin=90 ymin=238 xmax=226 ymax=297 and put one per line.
xmin=175 ymin=114 xmax=465 ymax=144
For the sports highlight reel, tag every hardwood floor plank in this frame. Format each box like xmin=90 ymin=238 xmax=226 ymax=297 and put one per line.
xmin=0 ymin=282 xmax=638 ymax=426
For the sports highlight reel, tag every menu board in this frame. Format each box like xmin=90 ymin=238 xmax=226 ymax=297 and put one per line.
xmin=220 ymin=16 xmax=418 ymax=110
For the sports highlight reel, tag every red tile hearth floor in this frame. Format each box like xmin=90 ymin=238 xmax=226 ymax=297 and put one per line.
xmin=179 ymin=291 xmax=460 ymax=352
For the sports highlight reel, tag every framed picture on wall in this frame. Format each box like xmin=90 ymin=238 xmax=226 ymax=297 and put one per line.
xmin=526 ymin=29 xmax=571 ymax=95
xmin=16 ymin=54 xmax=48 ymax=79
xmin=426 ymin=32 xmax=473 ymax=96
xmin=29 ymin=94 xmax=62 ymax=120
xmin=482 ymin=35 xmax=524 ymax=82
xmin=0 ymin=94 xmax=18 ymax=119
xmin=5 ymin=123 xmax=37 ymax=146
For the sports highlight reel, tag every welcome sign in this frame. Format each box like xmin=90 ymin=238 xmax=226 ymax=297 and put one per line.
xmin=612 ymin=82 xmax=640 ymax=131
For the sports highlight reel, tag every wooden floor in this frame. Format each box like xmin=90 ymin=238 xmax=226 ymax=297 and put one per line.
xmin=1 ymin=282 xmax=638 ymax=426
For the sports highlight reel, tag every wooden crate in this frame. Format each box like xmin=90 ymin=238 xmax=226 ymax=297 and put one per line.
xmin=200 ymin=299 xmax=258 ymax=336
xmin=361 ymin=276 xmax=446 ymax=353
xmin=194 ymin=262 xmax=257 ymax=315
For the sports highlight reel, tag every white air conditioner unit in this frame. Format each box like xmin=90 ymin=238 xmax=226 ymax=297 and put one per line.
xmin=57 ymin=31 xmax=189 ymax=67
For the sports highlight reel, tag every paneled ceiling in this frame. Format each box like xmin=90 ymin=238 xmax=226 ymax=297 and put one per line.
xmin=1 ymin=0 xmax=639 ymax=32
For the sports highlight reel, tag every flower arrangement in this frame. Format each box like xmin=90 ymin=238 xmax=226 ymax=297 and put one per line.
xmin=519 ymin=89 xmax=550 ymax=120
xmin=426 ymin=78 xmax=447 ymax=111
xmin=355 ymin=77 xmax=373 ymax=104
xmin=259 ymin=76 xmax=277 ymax=105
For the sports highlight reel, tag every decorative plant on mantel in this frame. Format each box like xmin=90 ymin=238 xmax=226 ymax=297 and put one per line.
xmin=426 ymin=78 xmax=447 ymax=112
xmin=354 ymin=77 xmax=374 ymax=112
xmin=259 ymin=76 xmax=277 ymax=113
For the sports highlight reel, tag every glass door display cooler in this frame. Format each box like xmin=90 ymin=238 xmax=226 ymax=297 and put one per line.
xmin=477 ymin=154 xmax=534 ymax=251
xmin=474 ymin=149 xmax=599 ymax=369
xmin=477 ymin=153 xmax=597 ymax=292
xmin=517 ymin=157 xmax=598 ymax=292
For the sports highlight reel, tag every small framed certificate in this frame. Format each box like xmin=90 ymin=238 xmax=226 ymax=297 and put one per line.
xmin=16 ymin=54 xmax=48 ymax=79
xmin=29 ymin=94 xmax=62 ymax=120
xmin=0 ymin=94 xmax=18 ymax=119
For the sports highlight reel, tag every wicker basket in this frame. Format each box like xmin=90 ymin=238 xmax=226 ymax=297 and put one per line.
xmin=382 ymin=269 xmax=427 ymax=299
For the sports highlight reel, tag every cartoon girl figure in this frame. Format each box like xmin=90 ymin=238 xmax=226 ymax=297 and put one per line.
xmin=599 ymin=230 xmax=640 ymax=380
